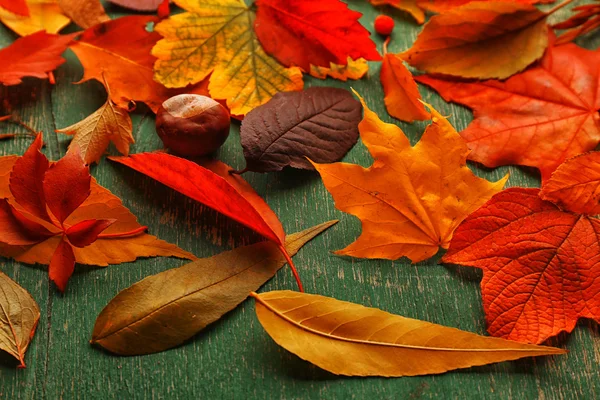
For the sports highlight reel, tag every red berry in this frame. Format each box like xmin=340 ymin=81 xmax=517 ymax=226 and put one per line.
xmin=374 ymin=15 xmax=394 ymax=36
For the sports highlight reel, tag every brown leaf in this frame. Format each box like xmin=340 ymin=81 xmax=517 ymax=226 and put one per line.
xmin=252 ymin=290 xmax=566 ymax=377
xmin=91 ymin=220 xmax=337 ymax=355
xmin=57 ymin=0 xmax=109 ymax=29
xmin=0 ymin=271 xmax=40 ymax=368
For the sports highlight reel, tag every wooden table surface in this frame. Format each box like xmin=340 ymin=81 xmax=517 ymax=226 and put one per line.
xmin=1 ymin=1 xmax=598 ymax=399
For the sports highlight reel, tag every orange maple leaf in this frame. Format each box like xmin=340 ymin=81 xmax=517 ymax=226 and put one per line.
xmin=312 ymin=93 xmax=507 ymax=263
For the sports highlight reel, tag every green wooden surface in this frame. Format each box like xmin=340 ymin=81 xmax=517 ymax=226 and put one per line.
xmin=1 ymin=1 xmax=599 ymax=399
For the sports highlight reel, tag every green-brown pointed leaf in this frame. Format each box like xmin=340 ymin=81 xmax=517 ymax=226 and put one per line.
xmin=91 ymin=220 xmax=337 ymax=355
xmin=0 ymin=272 xmax=40 ymax=368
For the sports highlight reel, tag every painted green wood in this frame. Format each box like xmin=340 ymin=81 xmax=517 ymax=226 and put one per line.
xmin=1 ymin=1 xmax=599 ymax=399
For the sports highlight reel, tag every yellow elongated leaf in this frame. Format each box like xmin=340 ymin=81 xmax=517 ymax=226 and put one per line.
xmin=252 ymin=290 xmax=566 ymax=377
xmin=0 ymin=0 xmax=70 ymax=36
xmin=91 ymin=220 xmax=337 ymax=356
xmin=309 ymin=58 xmax=369 ymax=81
xmin=152 ymin=0 xmax=303 ymax=116
xmin=0 ymin=271 xmax=40 ymax=368
xmin=57 ymin=96 xmax=133 ymax=164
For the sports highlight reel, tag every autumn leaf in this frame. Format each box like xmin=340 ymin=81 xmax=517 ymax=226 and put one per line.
xmin=57 ymin=0 xmax=108 ymax=29
xmin=312 ymin=93 xmax=507 ymax=263
xmin=380 ymin=45 xmax=428 ymax=122
xmin=238 ymin=87 xmax=362 ymax=173
xmin=0 ymin=271 xmax=40 ymax=368
xmin=0 ymin=0 xmax=29 ymax=16
xmin=56 ymin=82 xmax=134 ymax=164
xmin=109 ymin=153 xmax=306 ymax=290
xmin=309 ymin=58 xmax=368 ymax=81
xmin=443 ymin=187 xmax=600 ymax=344
xmin=152 ymin=0 xmax=303 ymax=116
xmin=69 ymin=16 xmax=209 ymax=113
xmin=0 ymin=0 xmax=70 ymax=37
xmin=368 ymin=0 xmax=425 ymax=24
xmin=91 ymin=221 xmax=337 ymax=356
xmin=254 ymin=0 xmax=380 ymax=70
xmin=401 ymin=1 xmax=551 ymax=79
xmin=107 ymin=0 xmax=165 ymax=10
xmin=0 ymin=31 xmax=75 ymax=86
xmin=415 ymin=44 xmax=600 ymax=181
xmin=0 ymin=138 xmax=195 ymax=291
xmin=552 ymin=1 xmax=600 ymax=44
xmin=251 ymin=290 xmax=565 ymax=376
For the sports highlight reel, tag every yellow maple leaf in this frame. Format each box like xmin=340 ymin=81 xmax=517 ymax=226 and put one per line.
xmin=309 ymin=58 xmax=369 ymax=82
xmin=152 ymin=0 xmax=303 ymax=116
xmin=0 ymin=0 xmax=70 ymax=36
xmin=312 ymin=93 xmax=508 ymax=263
xmin=56 ymin=89 xmax=134 ymax=164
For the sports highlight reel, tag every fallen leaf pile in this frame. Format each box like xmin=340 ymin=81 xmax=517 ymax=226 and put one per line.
xmin=1 ymin=0 xmax=599 ymax=382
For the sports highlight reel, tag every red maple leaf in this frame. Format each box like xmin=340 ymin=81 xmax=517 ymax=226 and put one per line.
xmin=0 ymin=31 xmax=76 ymax=86
xmin=443 ymin=185 xmax=600 ymax=344
xmin=416 ymin=44 xmax=600 ymax=181
xmin=254 ymin=0 xmax=381 ymax=71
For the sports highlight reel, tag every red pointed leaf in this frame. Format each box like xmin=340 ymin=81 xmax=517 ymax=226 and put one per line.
xmin=49 ymin=238 xmax=76 ymax=292
xmin=0 ymin=199 xmax=55 ymax=245
xmin=416 ymin=44 xmax=600 ymax=181
xmin=43 ymin=147 xmax=91 ymax=224
xmin=0 ymin=32 xmax=76 ymax=86
xmin=109 ymin=153 xmax=284 ymax=244
xmin=9 ymin=134 xmax=52 ymax=223
xmin=66 ymin=219 xmax=116 ymax=248
xmin=443 ymin=188 xmax=600 ymax=344
xmin=254 ymin=0 xmax=381 ymax=70
xmin=0 ymin=0 xmax=29 ymax=16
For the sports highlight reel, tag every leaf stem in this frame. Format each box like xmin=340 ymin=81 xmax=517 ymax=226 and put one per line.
xmin=278 ymin=244 xmax=304 ymax=292
xmin=383 ymin=36 xmax=390 ymax=55
xmin=98 ymin=226 xmax=147 ymax=239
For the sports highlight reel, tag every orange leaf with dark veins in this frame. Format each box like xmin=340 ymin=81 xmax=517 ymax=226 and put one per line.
xmin=0 ymin=136 xmax=194 ymax=292
xmin=416 ymin=44 xmax=600 ymax=181
xmin=443 ymin=187 xmax=600 ymax=344
xmin=254 ymin=0 xmax=381 ymax=71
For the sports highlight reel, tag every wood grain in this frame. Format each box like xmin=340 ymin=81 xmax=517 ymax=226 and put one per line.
xmin=0 ymin=1 xmax=598 ymax=399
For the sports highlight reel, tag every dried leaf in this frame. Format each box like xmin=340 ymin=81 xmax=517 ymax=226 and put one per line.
xmin=69 ymin=15 xmax=209 ymax=113
xmin=254 ymin=0 xmax=380 ymax=70
xmin=107 ymin=0 xmax=165 ymax=10
xmin=380 ymin=52 xmax=428 ymax=122
xmin=415 ymin=44 xmax=600 ymax=181
xmin=91 ymin=221 xmax=337 ymax=355
xmin=57 ymin=0 xmax=108 ymax=29
xmin=57 ymin=92 xmax=134 ymax=164
xmin=251 ymin=290 xmax=565 ymax=376
xmin=443 ymin=187 xmax=600 ymax=343
xmin=313 ymin=93 xmax=507 ymax=263
xmin=539 ymin=152 xmax=600 ymax=215
xmin=152 ymin=0 xmax=303 ymax=116
xmin=239 ymin=87 xmax=362 ymax=173
xmin=0 ymin=0 xmax=70 ymax=37
xmin=401 ymin=1 xmax=548 ymax=79
xmin=0 ymin=31 xmax=75 ymax=86
xmin=309 ymin=58 xmax=368 ymax=81
xmin=0 ymin=271 xmax=40 ymax=368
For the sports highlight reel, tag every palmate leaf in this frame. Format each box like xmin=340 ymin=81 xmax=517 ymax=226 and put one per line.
xmin=152 ymin=0 xmax=303 ymax=116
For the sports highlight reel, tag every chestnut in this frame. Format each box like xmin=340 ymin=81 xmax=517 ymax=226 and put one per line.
xmin=156 ymin=94 xmax=230 ymax=157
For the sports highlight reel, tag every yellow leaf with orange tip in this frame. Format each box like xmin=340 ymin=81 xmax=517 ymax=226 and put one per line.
xmin=56 ymin=94 xmax=134 ymax=164
xmin=0 ymin=0 xmax=70 ymax=36
xmin=0 ymin=156 xmax=195 ymax=266
xmin=312 ymin=92 xmax=507 ymax=263
xmin=309 ymin=58 xmax=369 ymax=81
xmin=252 ymin=290 xmax=565 ymax=377
xmin=152 ymin=0 xmax=303 ymax=116
xmin=400 ymin=1 xmax=549 ymax=79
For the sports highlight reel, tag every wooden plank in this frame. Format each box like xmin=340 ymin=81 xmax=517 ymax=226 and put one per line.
xmin=1 ymin=1 xmax=599 ymax=398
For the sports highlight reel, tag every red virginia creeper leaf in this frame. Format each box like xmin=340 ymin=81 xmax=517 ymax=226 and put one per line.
xmin=443 ymin=187 xmax=600 ymax=344
xmin=0 ymin=31 xmax=76 ymax=86
xmin=416 ymin=44 xmax=600 ymax=181
xmin=254 ymin=0 xmax=381 ymax=70
xmin=0 ymin=0 xmax=29 ymax=16
xmin=43 ymin=147 xmax=91 ymax=224
xmin=9 ymin=134 xmax=52 ymax=223
xmin=49 ymin=237 xmax=76 ymax=292
xmin=0 ymin=199 xmax=55 ymax=245
xmin=65 ymin=219 xmax=116 ymax=248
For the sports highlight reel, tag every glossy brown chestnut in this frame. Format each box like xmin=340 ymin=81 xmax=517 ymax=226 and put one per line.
xmin=156 ymin=94 xmax=230 ymax=157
